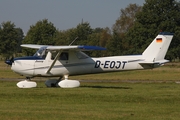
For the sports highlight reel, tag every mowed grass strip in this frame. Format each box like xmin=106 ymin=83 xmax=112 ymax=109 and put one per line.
xmin=0 ymin=81 xmax=180 ymax=120
xmin=0 ymin=61 xmax=180 ymax=119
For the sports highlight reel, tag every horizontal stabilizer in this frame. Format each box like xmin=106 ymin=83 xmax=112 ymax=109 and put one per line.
xmin=139 ymin=60 xmax=169 ymax=69
xmin=139 ymin=59 xmax=169 ymax=65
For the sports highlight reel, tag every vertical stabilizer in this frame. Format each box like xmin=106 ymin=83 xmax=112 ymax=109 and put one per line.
xmin=142 ymin=32 xmax=174 ymax=62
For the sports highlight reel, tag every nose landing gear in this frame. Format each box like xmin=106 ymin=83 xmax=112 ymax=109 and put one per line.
xmin=17 ymin=77 xmax=37 ymax=88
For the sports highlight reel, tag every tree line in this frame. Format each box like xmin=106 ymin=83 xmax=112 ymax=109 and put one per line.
xmin=0 ymin=0 xmax=180 ymax=61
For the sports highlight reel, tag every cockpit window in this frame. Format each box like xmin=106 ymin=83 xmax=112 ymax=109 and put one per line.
xmin=51 ymin=51 xmax=69 ymax=60
xmin=76 ymin=51 xmax=89 ymax=59
xmin=33 ymin=47 xmax=47 ymax=58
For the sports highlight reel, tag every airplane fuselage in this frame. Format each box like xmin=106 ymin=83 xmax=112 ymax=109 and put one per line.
xmin=11 ymin=51 xmax=151 ymax=78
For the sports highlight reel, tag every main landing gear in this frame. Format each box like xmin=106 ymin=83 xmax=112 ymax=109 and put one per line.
xmin=45 ymin=75 xmax=80 ymax=88
xmin=17 ymin=75 xmax=80 ymax=88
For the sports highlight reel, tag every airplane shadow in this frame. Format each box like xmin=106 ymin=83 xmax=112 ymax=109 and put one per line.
xmin=81 ymin=85 xmax=132 ymax=89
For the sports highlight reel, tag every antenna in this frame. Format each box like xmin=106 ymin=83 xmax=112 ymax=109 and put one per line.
xmin=69 ymin=37 xmax=78 ymax=46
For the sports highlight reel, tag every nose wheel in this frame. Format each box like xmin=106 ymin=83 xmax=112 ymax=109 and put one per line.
xmin=17 ymin=78 xmax=37 ymax=88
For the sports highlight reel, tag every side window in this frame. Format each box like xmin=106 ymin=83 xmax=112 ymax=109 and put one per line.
xmin=51 ymin=51 xmax=69 ymax=60
xmin=59 ymin=52 xmax=68 ymax=60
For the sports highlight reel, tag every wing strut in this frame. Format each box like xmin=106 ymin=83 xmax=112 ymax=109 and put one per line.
xmin=46 ymin=50 xmax=62 ymax=74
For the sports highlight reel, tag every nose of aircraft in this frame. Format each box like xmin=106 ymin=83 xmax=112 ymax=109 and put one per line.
xmin=5 ymin=57 xmax=14 ymax=65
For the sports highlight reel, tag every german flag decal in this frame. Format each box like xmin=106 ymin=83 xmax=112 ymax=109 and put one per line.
xmin=156 ymin=38 xmax=162 ymax=43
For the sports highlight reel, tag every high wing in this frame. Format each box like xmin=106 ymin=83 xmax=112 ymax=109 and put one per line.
xmin=21 ymin=44 xmax=48 ymax=49
xmin=47 ymin=45 xmax=106 ymax=51
xmin=21 ymin=44 xmax=106 ymax=74
xmin=21 ymin=44 xmax=106 ymax=51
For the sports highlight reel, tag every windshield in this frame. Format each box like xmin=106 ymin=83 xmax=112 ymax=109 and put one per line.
xmin=33 ymin=47 xmax=47 ymax=58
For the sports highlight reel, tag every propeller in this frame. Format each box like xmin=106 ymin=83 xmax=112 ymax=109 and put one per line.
xmin=5 ymin=57 xmax=14 ymax=66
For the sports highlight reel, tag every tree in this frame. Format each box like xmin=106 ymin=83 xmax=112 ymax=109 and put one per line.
xmin=75 ymin=22 xmax=93 ymax=45
xmin=55 ymin=28 xmax=78 ymax=46
xmin=86 ymin=27 xmax=111 ymax=57
xmin=54 ymin=22 xmax=93 ymax=46
xmin=55 ymin=25 xmax=111 ymax=57
xmin=15 ymin=28 xmax=24 ymax=53
xmin=106 ymin=30 xmax=121 ymax=56
xmin=113 ymin=4 xmax=142 ymax=34
xmin=23 ymin=19 xmax=57 ymax=55
xmin=110 ymin=4 xmax=142 ymax=55
xmin=125 ymin=0 xmax=180 ymax=60
xmin=0 ymin=21 xmax=23 ymax=58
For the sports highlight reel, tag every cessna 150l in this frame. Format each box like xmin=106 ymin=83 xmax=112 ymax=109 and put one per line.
xmin=5 ymin=32 xmax=174 ymax=88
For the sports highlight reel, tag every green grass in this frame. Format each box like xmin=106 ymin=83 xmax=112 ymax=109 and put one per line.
xmin=0 ymin=61 xmax=180 ymax=119
xmin=0 ymin=81 xmax=180 ymax=120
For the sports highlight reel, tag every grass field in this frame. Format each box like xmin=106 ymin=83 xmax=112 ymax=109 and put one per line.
xmin=0 ymin=61 xmax=180 ymax=119
xmin=0 ymin=82 xmax=180 ymax=120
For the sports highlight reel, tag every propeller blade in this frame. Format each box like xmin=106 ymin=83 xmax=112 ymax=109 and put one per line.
xmin=5 ymin=57 xmax=14 ymax=66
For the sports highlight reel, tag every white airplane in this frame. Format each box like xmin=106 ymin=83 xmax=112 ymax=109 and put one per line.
xmin=5 ymin=32 xmax=174 ymax=88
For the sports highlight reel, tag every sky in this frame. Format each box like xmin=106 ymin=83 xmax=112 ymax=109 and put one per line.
xmin=0 ymin=0 xmax=145 ymax=34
